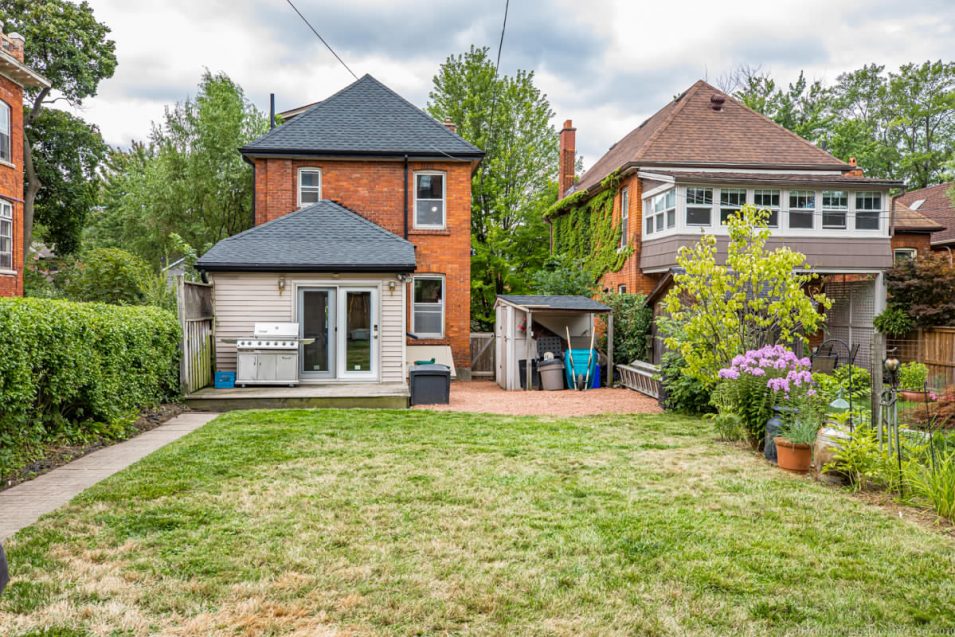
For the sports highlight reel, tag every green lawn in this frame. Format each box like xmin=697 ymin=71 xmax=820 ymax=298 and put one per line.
xmin=2 ymin=410 xmax=953 ymax=636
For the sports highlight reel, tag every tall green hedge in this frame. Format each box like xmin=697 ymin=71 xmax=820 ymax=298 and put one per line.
xmin=0 ymin=298 xmax=181 ymax=474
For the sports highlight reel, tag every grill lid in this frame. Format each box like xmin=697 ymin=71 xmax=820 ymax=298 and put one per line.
xmin=253 ymin=322 xmax=300 ymax=338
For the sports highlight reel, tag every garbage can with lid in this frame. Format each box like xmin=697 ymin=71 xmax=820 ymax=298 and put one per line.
xmin=539 ymin=358 xmax=566 ymax=390
xmin=409 ymin=363 xmax=451 ymax=405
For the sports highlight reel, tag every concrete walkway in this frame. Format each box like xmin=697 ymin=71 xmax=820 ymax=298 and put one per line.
xmin=0 ymin=412 xmax=217 ymax=541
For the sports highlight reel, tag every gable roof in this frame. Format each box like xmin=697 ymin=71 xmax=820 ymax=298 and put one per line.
xmin=196 ymin=201 xmax=416 ymax=272
xmin=893 ymin=200 xmax=946 ymax=234
xmin=242 ymin=74 xmax=483 ymax=159
xmin=896 ymin=183 xmax=955 ymax=246
xmin=575 ymin=80 xmax=849 ymax=193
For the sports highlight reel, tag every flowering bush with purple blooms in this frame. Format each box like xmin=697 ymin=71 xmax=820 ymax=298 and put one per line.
xmin=717 ymin=345 xmax=819 ymax=444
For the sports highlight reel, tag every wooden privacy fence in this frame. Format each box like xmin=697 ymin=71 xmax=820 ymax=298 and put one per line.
xmin=177 ymin=277 xmax=214 ymax=394
xmin=888 ymin=327 xmax=955 ymax=388
xmin=470 ymin=332 xmax=495 ymax=377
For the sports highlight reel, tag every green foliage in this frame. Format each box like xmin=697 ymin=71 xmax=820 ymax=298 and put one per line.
xmin=660 ymin=352 xmax=714 ymax=415
xmin=427 ymin=46 xmax=557 ymax=328
xmin=813 ymin=364 xmax=871 ymax=404
xmin=883 ymin=253 xmax=955 ymax=329
xmin=824 ymin=425 xmax=889 ymax=491
xmin=548 ymin=172 xmax=631 ymax=283
xmin=598 ymin=292 xmax=653 ymax=364
xmin=705 ymin=410 xmax=746 ymax=442
xmin=60 ymin=248 xmax=153 ymax=305
xmin=905 ymin=450 xmax=955 ymax=520
xmin=27 ymin=108 xmax=108 ymax=255
xmin=874 ymin=305 xmax=915 ymax=337
xmin=720 ymin=373 xmax=774 ymax=444
xmin=779 ymin=418 xmax=820 ymax=446
xmin=0 ymin=298 xmax=180 ymax=477
xmin=531 ymin=255 xmax=595 ymax=297
xmin=86 ymin=71 xmax=268 ymax=268
xmin=899 ymin=362 xmax=929 ymax=391
xmin=661 ymin=205 xmax=829 ymax=384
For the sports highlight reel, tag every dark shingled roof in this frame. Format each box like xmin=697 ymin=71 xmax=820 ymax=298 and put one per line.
xmin=897 ymin=182 xmax=955 ymax=246
xmin=197 ymin=201 xmax=416 ymax=272
xmin=242 ymin=74 xmax=484 ymax=158
xmin=498 ymin=295 xmax=611 ymax=313
xmin=651 ymin=170 xmax=903 ymax=189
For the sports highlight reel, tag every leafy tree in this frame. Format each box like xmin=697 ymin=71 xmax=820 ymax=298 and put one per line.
xmin=60 ymin=247 xmax=153 ymax=305
xmin=26 ymin=108 xmax=107 ymax=255
xmin=883 ymin=253 xmax=955 ymax=329
xmin=87 ymin=71 xmax=268 ymax=266
xmin=598 ymin=292 xmax=653 ymax=364
xmin=531 ymin=256 xmax=595 ymax=297
xmin=427 ymin=46 xmax=558 ymax=328
xmin=733 ymin=70 xmax=832 ymax=143
xmin=0 ymin=0 xmax=117 ymax=260
xmin=660 ymin=205 xmax=830 ymax=384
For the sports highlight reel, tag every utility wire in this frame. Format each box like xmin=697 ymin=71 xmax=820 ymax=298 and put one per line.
xmin=285 ymin=0 xmax=359 ymax=80
xmin=477 ymin=0 xmax=511 ymax=212
xmin=494 ymin=0 xmax=510 ymax=74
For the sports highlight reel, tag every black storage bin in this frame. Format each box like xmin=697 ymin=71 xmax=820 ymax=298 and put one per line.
xmin=517 ymin=359 xmax=541 ymax=390
xmin=409 ymin=364 xmax=451 ymax=405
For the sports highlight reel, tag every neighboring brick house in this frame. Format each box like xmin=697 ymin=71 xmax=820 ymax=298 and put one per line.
xmin=198 ymin=75 xmax=482 ymax=386
xmin=551 ymin=80 xmax=906 ymax=368
xmin=891 ymin=200 xmax=945 ymax=261
xmin=0 ymin=29 xmax=49 ymax=297
xmin=896 ymin=183 xmax=955 ymax=252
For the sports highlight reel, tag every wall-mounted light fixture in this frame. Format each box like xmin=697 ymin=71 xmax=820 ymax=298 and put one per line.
xmin=396 ymin=273 xmax=411 ymax=284
xmin=277 ymin=276 xmax=286 ymax=295
xmin=388 ymin=280 xmax=397 ymax=294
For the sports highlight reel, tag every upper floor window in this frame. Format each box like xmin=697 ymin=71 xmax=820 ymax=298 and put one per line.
xmin=414 ymin=172 xmax=445 ymax=228
xmin=0 ymin=199 xmax=12 ymax=270
xmin=619 ymin=187 xmax=629 ymax=248
xmin=753 ymin=189 xmax=780 ymax=227
xmin=686 ymin=187 xmax=713 ymax=226
xmin=413 ymin=275 xmax=444 ymax=338
xmin=297 ymin=168 xmax=321 ymax=207
xmin=789 ymin=191 xmax=815 ymax=229
xmin=720 ymin=188 xmax=747 ymax=225
xmin=0 ymin=102 xmax=10 ymax=164
xmin=822 ymin=190 xmax=848 ymax=229
xmin=855 ymin=192 xmax=881 ymax=230
xmin=646 ymin=189 xmax=675 ymax=235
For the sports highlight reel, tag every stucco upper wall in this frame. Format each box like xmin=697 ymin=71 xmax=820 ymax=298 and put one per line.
xmin=640 ymin=235 xmax=893 ymax=272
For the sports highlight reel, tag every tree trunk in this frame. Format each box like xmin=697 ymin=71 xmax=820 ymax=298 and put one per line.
xmin=22 ymin=88 xmax=49 ymax=264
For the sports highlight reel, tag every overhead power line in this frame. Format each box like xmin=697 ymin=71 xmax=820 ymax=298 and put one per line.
xmin=495 ymin=0 xmax=510 ymax=73
xmin=285 ymin=0 xmax=359 ymax=80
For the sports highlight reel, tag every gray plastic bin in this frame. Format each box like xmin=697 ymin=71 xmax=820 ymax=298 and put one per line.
xmin=539 ymin=358 xmax=565 ymax=391
xmin=409 ymin=363 xmax=451 ymax=405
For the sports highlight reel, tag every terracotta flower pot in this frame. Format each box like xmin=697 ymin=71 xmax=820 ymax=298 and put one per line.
xmin=774 ymin=436 xmax=812 ymax=473
xmin=899 ymin=390 xmax=936 ymax=403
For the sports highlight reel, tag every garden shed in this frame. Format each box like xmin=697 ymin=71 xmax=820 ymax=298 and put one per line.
xmin=494 ymin=295 xmax=613 ymax=391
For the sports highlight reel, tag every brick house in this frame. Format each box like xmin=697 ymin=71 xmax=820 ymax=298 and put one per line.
xmin=0 ymin=29 xmax=50 ymax=297
xmin=551 ymin=80 xmax=915 ymax=369
xmin=896 ymin=183 xmax=955 ymax=253
xmin=197 ymin=75 xmax=482 ymax=389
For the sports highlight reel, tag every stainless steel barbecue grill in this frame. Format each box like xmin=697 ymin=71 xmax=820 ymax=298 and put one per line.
xmin=222 ymin=323 xmax=314 ymax=387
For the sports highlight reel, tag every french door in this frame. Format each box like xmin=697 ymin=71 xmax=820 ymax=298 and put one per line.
xmin=298 ymin=286 xmax=378 ymax=380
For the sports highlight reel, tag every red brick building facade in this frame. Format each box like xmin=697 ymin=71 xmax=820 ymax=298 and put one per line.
xmin=0 ymin=31 xmax=49 ymax=296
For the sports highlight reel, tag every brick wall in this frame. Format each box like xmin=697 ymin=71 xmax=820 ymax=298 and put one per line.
xmin=252 ymin=157 xmax=475 ymax=370
xmin=599 ymin=174 xmax=661 ymax=296
xmin=0 ymin=72 xmax=24 ymax=297
xmin=892 ymin=232 xmax=932 ymax=256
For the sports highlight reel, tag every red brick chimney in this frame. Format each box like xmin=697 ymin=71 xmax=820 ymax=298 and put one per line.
xmin=443 ymin=117 xmax=457 ymax=134
xmin=0 ymin=24 xmax=25 ymax=62
xmin=847 ymin=156 xmax=864 ymax=177
xmin=558 ymin=119 xmax=576 ymax=197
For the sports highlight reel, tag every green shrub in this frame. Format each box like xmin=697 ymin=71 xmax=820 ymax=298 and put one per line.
xmin=598 ymin=292 xmax=653 ymax=364
xmin=660 ymin=352 xmax=714 ymax=415
xmin=813 ymin=364 xmax=871 ymax=404
xmin=531 ymin=255 xmax=596 ymax=297
xmin=0 ymin=298 xmax=181 ymax=477
xmin=898 ymin=362 xmax=929 ymax=391
xmin=61 ymin=247 xmax=154 ymax=305
xmin=874 ymin=305 xmax=914 ymax=337
xmin=905 ymin=450 xmax=955 ymax=520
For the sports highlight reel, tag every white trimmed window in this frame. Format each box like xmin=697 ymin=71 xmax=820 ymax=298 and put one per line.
xmin=789 ymin=191 xmax=815 ymax=229
xmin=894 ymin=248 xmax=917 ymax=263
xmin=619 ymin=187 xmax=629 ymax=248
xmin=0 ymin=200 xmax=12 ymax=270
xmin=720 ymin=188 xmax=747 ymax=225
xmin=822 ymin=190 xmax=848 ymax=229
xmin=413 ymin=276 xmax=444 ymax=338
xmin=0 ymin=102 xmax=10 ymax=164
xmin=685 ymin=186 xmax=713 ymax=226
xmin=646 ymin=189 xmax=675 ymax=235
xmin=297 ymin=168 xmax=321 ymax=207
xmin=414 ymin=172 xmax=446 ymax=228
xmin=753 ymin=189 xmax=780 ymax=227
xmin=618 ymin=284 xmax=627 ymax=294
xmin=855 ymin=192 xmax=881 ymax=230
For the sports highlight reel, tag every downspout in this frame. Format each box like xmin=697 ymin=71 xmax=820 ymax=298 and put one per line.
xmin=403 ymin=154 xmax=409 ymax=239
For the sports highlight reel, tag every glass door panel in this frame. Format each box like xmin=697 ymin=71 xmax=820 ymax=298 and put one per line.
xmin=340 ymin=289 xmax=377 ymax=378
xmin=300 ymin=288 xmax=335 ymax=378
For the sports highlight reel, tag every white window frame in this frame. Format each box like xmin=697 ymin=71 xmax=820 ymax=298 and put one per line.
xmin=822 ymin=190 xmax=848 ymax=230
xmin=645 ymin=188 xmax=676 ymax=235
xmin=0 ymin=199 xmax=12 ymax=271
xmin=619 ymin=187 xmax=629 ymax=248
xmin=894 ymin=248 xmax=917 ymax=263
xmin=412 ymin=275 xmax=445 ymax=338
xmin=413 ymin=171 xmax=447 ymax=229
xmin=719 ymin=188 xmax=748 ymax=225
xmin=788 ymin=190 xmax=816 ymax=231
xmin=854 ymin=191 xmax=881 ymax=231
xmin=685 ymin=186 xmax=713 ymax=226
xmin=297 ymin=168 xmax=322 ymax=208
xmin=618 ymin=284 xmax=627 ymax=294
xmin=0 ymin=102 xmax=10 ymax=164
xmin=754 ymin=189 xmax=780 ymax=228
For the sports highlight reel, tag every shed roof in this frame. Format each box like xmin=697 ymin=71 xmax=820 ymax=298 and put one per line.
xmin=497 ymin=295 xmax=611 ymax=313
xmin=196 ymin=200 xmax=416 ymax=272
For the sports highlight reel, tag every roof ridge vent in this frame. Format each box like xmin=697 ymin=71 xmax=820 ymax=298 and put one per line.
xmin=710 ymin=93 xmax=726 ymax=111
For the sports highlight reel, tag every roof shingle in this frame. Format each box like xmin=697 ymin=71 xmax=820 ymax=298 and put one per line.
xmin=197 ymin=201 xmax=416 ymax=272
xmin=896 ymin=183 xmax=955 ymax=245
xmin=242 ymin=74 xmax=483 ymax=158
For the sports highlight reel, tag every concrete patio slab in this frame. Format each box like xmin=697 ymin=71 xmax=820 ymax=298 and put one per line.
xmin=0 ymin=412 xmax=217 ymax=541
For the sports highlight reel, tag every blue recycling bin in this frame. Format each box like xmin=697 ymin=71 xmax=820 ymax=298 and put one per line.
xmin=564 ymin=349 xmax=599 ymax=389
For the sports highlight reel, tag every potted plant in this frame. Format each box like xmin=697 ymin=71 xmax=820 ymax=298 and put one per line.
xmin=898 ymin=362 xmax=935 ymax=403
xmin=774 ymin=418 xmax=819 ymax=473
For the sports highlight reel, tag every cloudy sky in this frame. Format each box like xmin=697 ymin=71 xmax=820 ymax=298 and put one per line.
xmin=68 ymin=0 xmax=955 ymax=169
